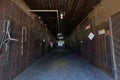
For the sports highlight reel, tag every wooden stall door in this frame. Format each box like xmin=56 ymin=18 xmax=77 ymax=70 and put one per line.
xmin=111 ymin=12 xmax=120 ymax=80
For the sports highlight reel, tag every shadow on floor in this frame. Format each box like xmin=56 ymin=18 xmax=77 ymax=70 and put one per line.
xmin=14 ymin=47 xmax=113 ymax=80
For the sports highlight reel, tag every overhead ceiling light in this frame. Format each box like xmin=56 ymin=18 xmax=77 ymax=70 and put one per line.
xmin=57 ymin=33 xmax=62 ymax=36
xmin=38 ymin=16 xmax=41 ymax=19
xmin=58 ymin=36 xmax=64 ymax=39
xmin=60 ymin=13 xmax=63 ymax=19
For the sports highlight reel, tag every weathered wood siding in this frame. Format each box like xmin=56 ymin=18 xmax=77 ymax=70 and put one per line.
xmin=0 ymin=0 xmax=11 ymax=80
xmin=0 ymin=0 xmax=52 ymax=80
xmin=111 ymin=12 xmax=120 ymax=80
xmin=80 ymin=20 xmax=113 ymax=76
xmin=67 ymin=18 xmax=113 ymax=77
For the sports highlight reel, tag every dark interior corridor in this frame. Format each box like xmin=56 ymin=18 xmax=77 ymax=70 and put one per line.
xmin=14 ymin=47 xmax=112 ymax=80
xmin=0 ymin=0 xmax=120 ymax=80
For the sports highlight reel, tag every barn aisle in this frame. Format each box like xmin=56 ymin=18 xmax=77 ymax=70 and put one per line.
xmin=14 ymin=48 xmax=113 ymax=80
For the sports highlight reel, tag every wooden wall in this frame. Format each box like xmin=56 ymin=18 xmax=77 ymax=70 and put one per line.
xmin=0 ymin=0 xmax=53 ymax=80
xmin=81 ymin=20 xmax=113 ymax=76
xmin=111 ymin=12 xmax=120 ymax=80
xmin=0 ymin=0 xmax=11 ymax=80
xmin=67 ymin=17 xmax=114 ymax=77
xmin=66 ymin=0 xmax=120 ymax=80
xmin=81 ymin=0 xmax=120 ymax=78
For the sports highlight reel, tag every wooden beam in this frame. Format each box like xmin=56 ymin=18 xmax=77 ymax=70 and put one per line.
xmin=29 ymin=10 xmax=60 ymax=33
xmin=29 ymin=10 xmax=58 ymax=12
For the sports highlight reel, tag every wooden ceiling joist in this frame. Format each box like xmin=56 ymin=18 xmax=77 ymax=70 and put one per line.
xmin=24 ymin=0 xmax=101 ymax=36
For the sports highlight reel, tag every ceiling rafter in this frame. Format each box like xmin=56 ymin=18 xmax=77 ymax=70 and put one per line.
xmin=24 ymin=0 xmax=101 ymax=36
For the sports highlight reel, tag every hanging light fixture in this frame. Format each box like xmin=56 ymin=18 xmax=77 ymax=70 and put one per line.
xmin=38 ymin=16 xmax=41 ymax=19
xmin=60 ymin=13 xmax=63 ymax=19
